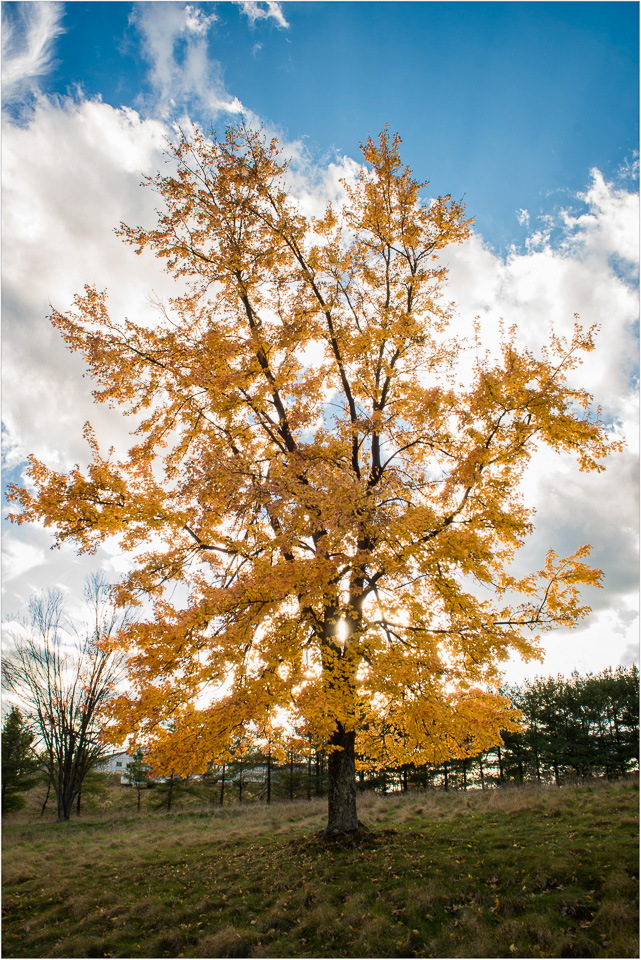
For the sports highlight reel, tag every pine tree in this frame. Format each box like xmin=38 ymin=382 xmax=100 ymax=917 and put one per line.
xmin=1 ymin=708 xmax=40 ymax=814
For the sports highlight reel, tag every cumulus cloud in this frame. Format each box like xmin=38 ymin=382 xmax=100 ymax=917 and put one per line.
xmin=444 ymin=169 xmax=639 ymax=424
xmin=562 ymin=167 xmax=640 ymax=269
xmin=2 ymin=98 xmax=171 ymax=471
xmin=1 ymin=0 xmax=64 ymax=107
xmin=131 ymin=2 xmax=245 ymax=120
xmin=441 ymin=168 xmax=639 ymax=679
xmin=234 ymin=1 xmax=290 ymax=29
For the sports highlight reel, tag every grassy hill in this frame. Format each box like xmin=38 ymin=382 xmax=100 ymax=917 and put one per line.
xmin=2 ymin=777 xmax=638 ymax=958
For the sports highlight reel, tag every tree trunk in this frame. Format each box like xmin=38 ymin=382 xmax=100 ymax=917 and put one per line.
xmin=56 ymin=776 xmax=75 ymax=821
xmin=40 ymin=780 xmax=51 ymax=816
xmin=57 ymin=794 xmax=71 ymax=821
xmin=289 ymin=751 xmax=294 ymax=801
xmin=532 ymin=723 xmax=542 ymax=783
xmin=266 ymin=749 xmax=271 ymax=806
xmin=324 ymin=723 xmax=358 ymax=834
xmin=219 ymin=763 xmax=225 ymax=806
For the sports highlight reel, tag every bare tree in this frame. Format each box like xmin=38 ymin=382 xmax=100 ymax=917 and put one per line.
xmin=2 ymin=574 xmax=130 ymax=821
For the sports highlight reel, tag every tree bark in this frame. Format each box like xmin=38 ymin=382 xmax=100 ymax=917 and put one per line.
xmin=57 ymin=793 xmax=71 ymax=821
xmin=289 ymin=751 xmax=294 ymax=801
xmin=324 ymin=723 xmax=358 ymax=834
xmin=266 ymin=749 xmax=271 ymax=805
xmin=40 ymin=780 xmax=51 ymax=816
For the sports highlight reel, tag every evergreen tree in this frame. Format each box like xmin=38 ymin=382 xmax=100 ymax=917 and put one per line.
xmin=124 ymin=748 xmax=151 ymax=812
xmin=2 ymin=707 xmax=40 ymax=814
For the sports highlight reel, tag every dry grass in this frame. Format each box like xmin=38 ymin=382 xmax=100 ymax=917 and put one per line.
xmin=2 ymin=776 xmax=638 ymax=958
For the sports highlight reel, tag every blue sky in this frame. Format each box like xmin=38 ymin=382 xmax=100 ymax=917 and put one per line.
xmin=4 ymin=1 xmax=639 ymax=250
xmin=2 ymin=1 xmax=639 ymax=681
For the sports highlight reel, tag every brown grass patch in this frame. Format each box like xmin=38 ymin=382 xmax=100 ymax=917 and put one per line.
xmin=193 ymin=925 xmax=258 ymax=958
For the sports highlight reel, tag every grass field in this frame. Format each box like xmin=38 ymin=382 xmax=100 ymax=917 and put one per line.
xmin=2 ymin=777 xmax=638 ymax=958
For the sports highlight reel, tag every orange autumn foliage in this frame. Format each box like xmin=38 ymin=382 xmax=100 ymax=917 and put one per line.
xmin=8 ymin=125 xmax=619 ymax=779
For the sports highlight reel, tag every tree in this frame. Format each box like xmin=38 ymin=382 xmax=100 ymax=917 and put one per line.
xmin=2 ymin=576 xmax=128 ymax=821
xmin=7 ymin=124 xmax=619 ymax=834
xmin=124 ymin=748 xmax=151 ymax=812
xmin=1 ymin=707 xmax=40 ymax=814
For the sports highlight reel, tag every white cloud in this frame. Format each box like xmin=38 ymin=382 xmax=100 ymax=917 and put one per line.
xmin=184 ymin=3 xmax=217 ymax=35
xmin=502 ymin=596 xmax=639 ymax=683
xmin=442 ymin=172 xmax=639 ymax=676
xmin=562 ymin=168 xmax=640 ymax=268
xmin=2 ymin=97 xmax=171 ymax=471
xmin=131 ymin=2 xmax=245 ymax=120
xmin=1 ymin=0 xmax=65 ymax=107
xmin=235 ymin=1 xmax=290 ymax=30
xmin=2 ymin=535 xmax=45 ymax=584
xmin=444 ymin=170 xmax=639 ymax=425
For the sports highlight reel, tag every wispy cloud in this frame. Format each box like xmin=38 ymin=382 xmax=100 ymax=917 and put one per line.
xmin=2 ymin=0 xmax=65 ymax=107
xmin=131 ymin=2 xmax=244 ymax=120
xmin=235 ymin=1 xmax=290 ymax=30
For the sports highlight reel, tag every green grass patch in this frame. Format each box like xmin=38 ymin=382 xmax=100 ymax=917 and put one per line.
xmin=2 ymin=778 xmax=638 ymax=957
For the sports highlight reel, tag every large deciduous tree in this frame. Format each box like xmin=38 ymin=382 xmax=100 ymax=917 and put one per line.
xmin=8 ymin=125 xmax=619 ymax=834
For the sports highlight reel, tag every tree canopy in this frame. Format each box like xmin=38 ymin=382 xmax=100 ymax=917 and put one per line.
xmin=7 ymin=125 xmax=619 ymax=832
